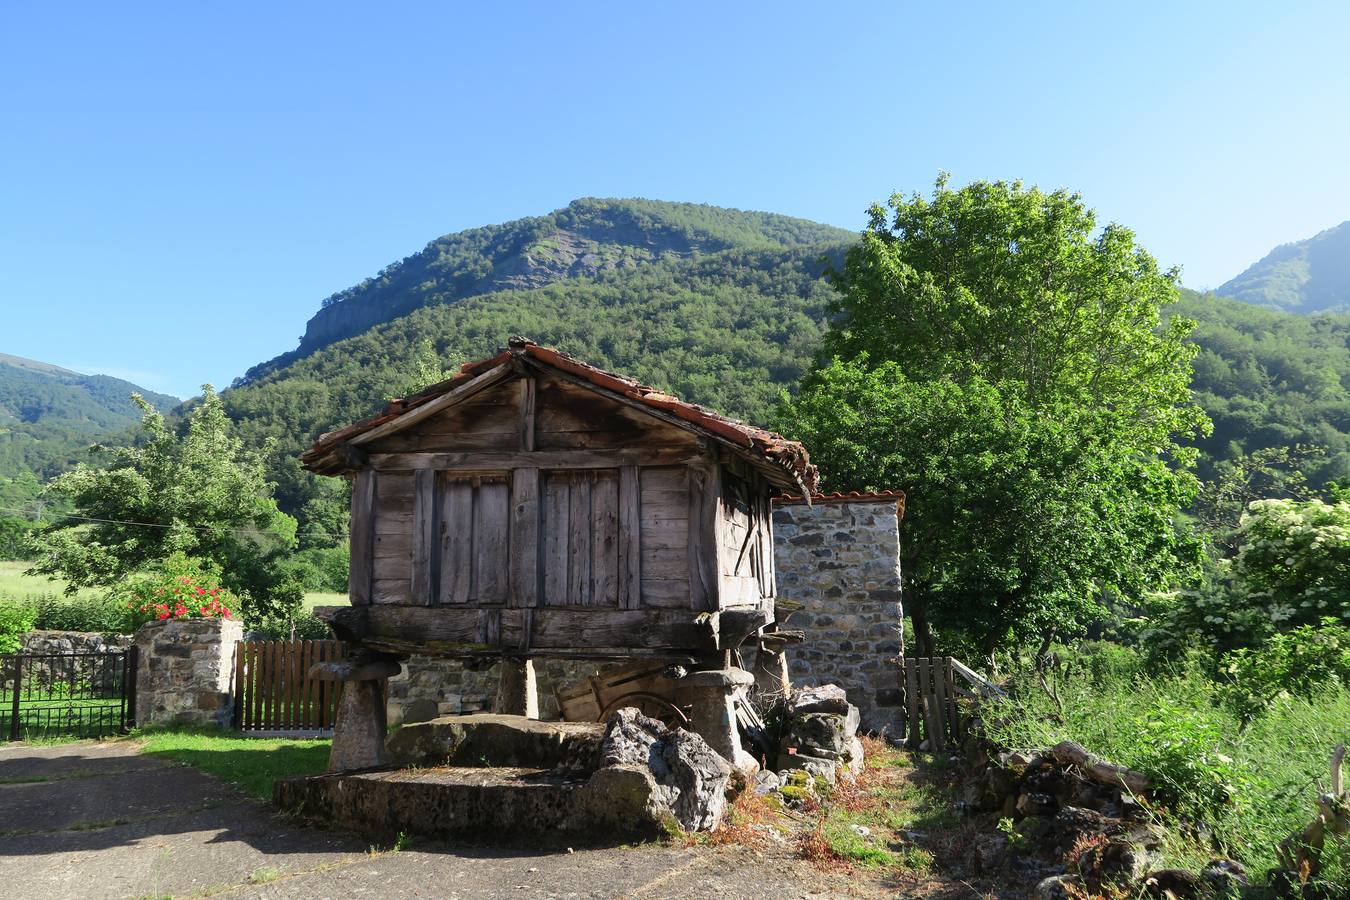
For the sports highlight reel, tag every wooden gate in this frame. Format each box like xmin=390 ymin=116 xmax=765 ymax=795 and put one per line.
xmin=901 ymin=656 xmax=1003 ymax=751
xmin=233 ymin=640 xmax=344 ymax=732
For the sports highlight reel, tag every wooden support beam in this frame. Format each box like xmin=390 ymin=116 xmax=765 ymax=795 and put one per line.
xmin=348 ymin=471 xmax=375 ymax=605
xmin=350 ymin=363 xmax=515 ymax=447
xmin=411 ymin=468 xmax=437 ymax=605
xmin=519 ymin=376 xmax=536 ymax=451
xmin=368 ymin=448 xmax=701 ymax=472
xmin=618 ymin=465 xmax=641 ymax=610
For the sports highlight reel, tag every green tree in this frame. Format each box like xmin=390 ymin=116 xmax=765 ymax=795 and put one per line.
xmin=29 ymin=387 xmax=302 ymax=622
xmin=783 ymin=177 xmax=1209 ymax=655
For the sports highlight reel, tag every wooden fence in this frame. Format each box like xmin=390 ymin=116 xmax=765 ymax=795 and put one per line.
xmin=901 ymin=655 xmax=1003 ymax=751
xmin=233 ymin=639 xmax=344 ymax=732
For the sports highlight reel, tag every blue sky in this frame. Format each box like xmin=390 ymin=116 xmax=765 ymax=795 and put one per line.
xmin=3 ymin=2 xmax=1348 ymax=399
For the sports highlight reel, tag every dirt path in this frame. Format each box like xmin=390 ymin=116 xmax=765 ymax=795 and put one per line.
xmin=0 ymin=741 xmax=885 ymax=899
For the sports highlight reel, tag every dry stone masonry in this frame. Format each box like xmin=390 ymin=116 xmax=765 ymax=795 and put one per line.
xmin=772 ymin=494 xmax=905 ymax=735
xmin=387 ymin=657 xmax=598 ymax=726
xmin=133 ymin=617 xmax=242 ymax=728
xmin=21 ymin=630 xmax=131 ymax=656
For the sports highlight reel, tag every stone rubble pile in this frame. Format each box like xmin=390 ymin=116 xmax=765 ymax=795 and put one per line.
xmin=957 ymin=738 xmax=1250 ymax=899
xmin=755 ymin=685 xmax=865 ymax=802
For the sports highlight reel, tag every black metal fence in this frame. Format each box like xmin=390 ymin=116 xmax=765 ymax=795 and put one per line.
xmin=1 ymin=648 xmax=137 ymax=741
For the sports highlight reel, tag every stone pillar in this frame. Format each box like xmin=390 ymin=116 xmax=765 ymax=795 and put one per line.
xmin=134 ymin=617 xmax=242 ymax=728
xmin=329 ymin=680 xmax=390 ymax=771
xmin=495 ymin=658 xmax=539 ymax=718
xmin=772 ymin=494 xmax=906 ymax=735
xmin=682 ymin=667 xmax=757 ymax=775
xmin=313 ymin=650 xmax=402 ymax=772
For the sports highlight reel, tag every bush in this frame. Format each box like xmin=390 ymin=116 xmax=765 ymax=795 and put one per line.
xmin=1218 ymin=621 xmax=1350 ymax=722
xmin=248 ymin=612 xmax=331 ymax=641
xmin=32 ymin=592 xmax=129 ymax=633
xmin=291 ymin=546 xmax=348 ymax=593
xmin=108 ymin=553 xmax=237 ymax=631
xmin=0 ymin=598 xmax=37 ymax=653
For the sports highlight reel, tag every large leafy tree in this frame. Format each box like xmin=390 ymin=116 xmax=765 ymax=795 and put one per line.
xmin=781 ymin=177 xmax=1209 ymax=655
xmin=30 ymin=387 xmax=302 ymax=621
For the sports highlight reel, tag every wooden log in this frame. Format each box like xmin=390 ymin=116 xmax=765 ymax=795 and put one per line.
xmin=519 ymin=375 xmax=536 ymax=451
xmin=232 ymin=640 xmax=245 ymax=730
xmin=1051 ymin=740 xmax=1151 ymax=794
xmin=945 ymin=657 xmax=961 ymax=742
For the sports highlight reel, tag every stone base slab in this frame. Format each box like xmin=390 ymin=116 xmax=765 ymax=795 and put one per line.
xmin=274 ymin=765 xmax=663 ymax=844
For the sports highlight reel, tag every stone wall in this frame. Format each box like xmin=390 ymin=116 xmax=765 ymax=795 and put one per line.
xmin=21 ymin=629 xmax=131 ymax=655
xmin=388 ymin=657 xmax=603 ymax=726
xmin=772 ymin=494 xmax=905 ymax=735
xmin=134 ymin=617 xmax=242 ymax=728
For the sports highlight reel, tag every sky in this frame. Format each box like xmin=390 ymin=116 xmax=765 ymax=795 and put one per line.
xmin=2 ymin=2 xmax=1348 ymax=400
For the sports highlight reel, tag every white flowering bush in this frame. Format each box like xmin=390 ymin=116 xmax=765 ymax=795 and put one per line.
xmin=1233 ymin=498 xmax=1349 ymax=630
xmin=1144 ymin=498 xmax=1350 ymax=654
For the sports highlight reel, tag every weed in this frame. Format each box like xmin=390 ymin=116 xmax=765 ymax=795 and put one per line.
xmin=247 ymin=867 xmax=281 ymax=884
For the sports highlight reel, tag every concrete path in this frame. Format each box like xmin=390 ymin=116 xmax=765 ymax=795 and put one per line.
xmin=0 ymin=742 xmax=853 ymax=899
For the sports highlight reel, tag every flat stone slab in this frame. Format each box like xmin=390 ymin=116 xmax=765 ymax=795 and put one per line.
xmin=276 ymin=765 xmax=609 ymax=844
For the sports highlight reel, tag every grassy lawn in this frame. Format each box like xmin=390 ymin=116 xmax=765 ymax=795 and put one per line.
xmin=136 ymin=730 xmax=331 ymax=799
xmin=302 ymin=591 xmax=348 ymax=611
xmin=0 ymin=560 xmax=95 ymax=601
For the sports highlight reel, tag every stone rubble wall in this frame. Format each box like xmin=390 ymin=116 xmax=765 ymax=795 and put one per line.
xmin=388 ymin=657 xmax=603 ymax=726
xmin=772 ymin=497 xmax=905 ymax=735
xmin=21 ymin=629 xmax=131 ymax=655
xmin=133 ymin=617 xmax=242 ymax=728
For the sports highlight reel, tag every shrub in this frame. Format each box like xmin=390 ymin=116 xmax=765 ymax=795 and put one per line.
xmin=0 ymin=598 xmax=37 ymax=653
xmin=248 ymin=612 xmax=331 ymax=641
xmin=32 ymin=592 xmax=129 ymax=633
xmin=1218 ymin=621 xmax=1350 ymax=722
xmin=110 ymin=553 xmax=236 ymax=630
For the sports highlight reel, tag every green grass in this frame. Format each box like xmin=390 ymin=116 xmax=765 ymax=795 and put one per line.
xmin=984 ymin=648 xmax=1350 ymax=886
xmin=0 ymin=560 xmax=97 ymax=601
xmin=136 ymin=730 xmax=331 ymax=799
xmin=302 ymin=591 xmax=348 ymax=612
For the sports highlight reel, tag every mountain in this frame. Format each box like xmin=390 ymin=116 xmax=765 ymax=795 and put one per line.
xmin=1176 ymin=292 xmax=1350 ymax=486
xmin=217 ymin=199 xmax=1350 ymax=529
xmin=243 ymin=198 xmax=854 ymax=381
xmin=0 ymin=354 xmax=179 ymax=482
xmin=1217 ymin=221 xmax=1350 ymax=314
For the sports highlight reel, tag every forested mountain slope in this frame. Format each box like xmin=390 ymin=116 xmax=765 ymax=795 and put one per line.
xmin=244 ymin=198 xmax=854 ymax=380
xmin=1177 ymin=291 xmax=1350 ymax=485
xmin=217 ymin=202 xmax=1350 ymax=528
xmin=1217 ymin=220 xmax=1350 ymax=314
xmin=0 ymin=354 xmax=178 ymax=481
xmin=223 ymin=243 xmax=845 ymax=517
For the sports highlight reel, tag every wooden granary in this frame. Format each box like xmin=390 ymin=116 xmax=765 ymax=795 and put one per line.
xmin=302 ymin=338 xmax=817 ymax=770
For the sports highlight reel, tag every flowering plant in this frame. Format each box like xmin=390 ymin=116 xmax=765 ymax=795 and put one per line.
xmin=117 ymin=553 xmax=237 ymax=628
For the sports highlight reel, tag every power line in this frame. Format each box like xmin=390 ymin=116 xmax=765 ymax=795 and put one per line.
xmin=0 ymin=505 xmax=348 ymax=544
